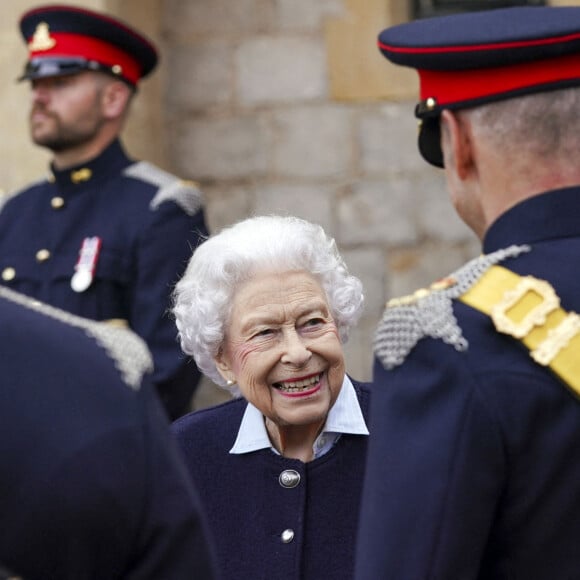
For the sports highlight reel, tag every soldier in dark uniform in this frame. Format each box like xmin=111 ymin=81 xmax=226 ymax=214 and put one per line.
xmin=356 ymin=6 xmax=580 ymax=579
xmin=0 ymin=287 xmax=216 ymax=579
xmin=0 ymin=4 xmax=208 ymax=419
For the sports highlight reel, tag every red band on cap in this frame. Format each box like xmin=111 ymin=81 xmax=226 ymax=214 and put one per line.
xmin=418 ymin=52 xmax=580 ymax=106
xmin=28 ymin=32 xmax=141 ymax=84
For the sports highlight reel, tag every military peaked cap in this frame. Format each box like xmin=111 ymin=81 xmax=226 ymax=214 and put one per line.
xmin=378 ymin=6 xmax=580 ymax=167
xmin=19 ymin=4 xmax=158 ymax=87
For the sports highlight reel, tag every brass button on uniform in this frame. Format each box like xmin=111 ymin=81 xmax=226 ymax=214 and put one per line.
xmin=281 ymin=529 xmax=295 ymax=544
xmin=279 ymin=469 xmax=301 ymax=489
xmin=2 ymin=267 xmax=16 ymax=281
xmin=425 ymin=97 xmax=437 ymax=109
xmin=36 ymin=249 xmax=51 ymax=262
xmin=51 ymin=196 xmax=65 ymax=209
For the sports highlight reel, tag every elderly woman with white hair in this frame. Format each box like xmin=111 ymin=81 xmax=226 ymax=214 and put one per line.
xmin=172 ymin=215 xmax=370 ymax=580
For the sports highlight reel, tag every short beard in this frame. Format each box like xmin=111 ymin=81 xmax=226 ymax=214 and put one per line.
xmin=29 ymin=84 xmax=106 ymax=153
xmin=31 ymin=115 xmax=106 ymax=153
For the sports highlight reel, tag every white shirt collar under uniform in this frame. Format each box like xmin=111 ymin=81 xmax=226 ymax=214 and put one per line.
xmin=229 ymin=375 xmax=369 ymax=459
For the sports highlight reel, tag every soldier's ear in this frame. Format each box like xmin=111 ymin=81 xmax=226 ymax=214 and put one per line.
xmin=441 ymin=109 xmax=474 ymax=180
xmin=100 ymin=79 xmax=132 ymax=120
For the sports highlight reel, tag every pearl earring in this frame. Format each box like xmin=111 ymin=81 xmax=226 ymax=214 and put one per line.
xmin=226 ymin=379 xmax=236 ymax=387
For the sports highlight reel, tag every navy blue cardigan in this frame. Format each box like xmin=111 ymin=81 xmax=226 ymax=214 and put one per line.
xmin=172 ymin=379 xmax=370 ymax=580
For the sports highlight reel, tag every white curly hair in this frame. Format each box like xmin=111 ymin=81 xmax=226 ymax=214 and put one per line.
xmin=172 ymin=215 xmax=364 ymax=394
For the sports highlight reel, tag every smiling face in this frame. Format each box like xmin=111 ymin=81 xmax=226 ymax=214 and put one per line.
xmin=215 ymin=270 xmax=345 ymax=432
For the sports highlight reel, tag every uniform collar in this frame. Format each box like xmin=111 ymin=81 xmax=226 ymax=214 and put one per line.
xmin=229 ymin=374 xmax=369 ymax=456
xmin=483 ymin=186 xmax=580 ymax=254
xmin=49 ymin=138 xmax=132 ymax=189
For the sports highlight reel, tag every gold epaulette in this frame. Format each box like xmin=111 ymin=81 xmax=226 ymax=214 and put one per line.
xmin=459 ymin=265 xmax=580 ymax=397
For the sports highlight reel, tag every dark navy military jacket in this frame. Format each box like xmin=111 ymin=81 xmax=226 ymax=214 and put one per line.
xmin=356 ymin=187 xmax=580 ymax=579
xmin=0 ymin=139 xmax=207 ymax=419
xmin=0 ymin=288 xmax=215 ymax=579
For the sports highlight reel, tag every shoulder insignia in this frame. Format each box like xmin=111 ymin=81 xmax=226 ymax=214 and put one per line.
xmin=0 ymin=287 xmax=152 ymax=389
xmin=460 ymin=265 xmax=580 ymax=398
xmin=123 ymin=161 xmax=203 ymax=216
xmin=374 ymin=244 xmax=531 ymax=370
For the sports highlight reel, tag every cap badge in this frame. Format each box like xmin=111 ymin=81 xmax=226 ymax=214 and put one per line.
xmin=29 ymin=22 xmax=56 ymax=52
